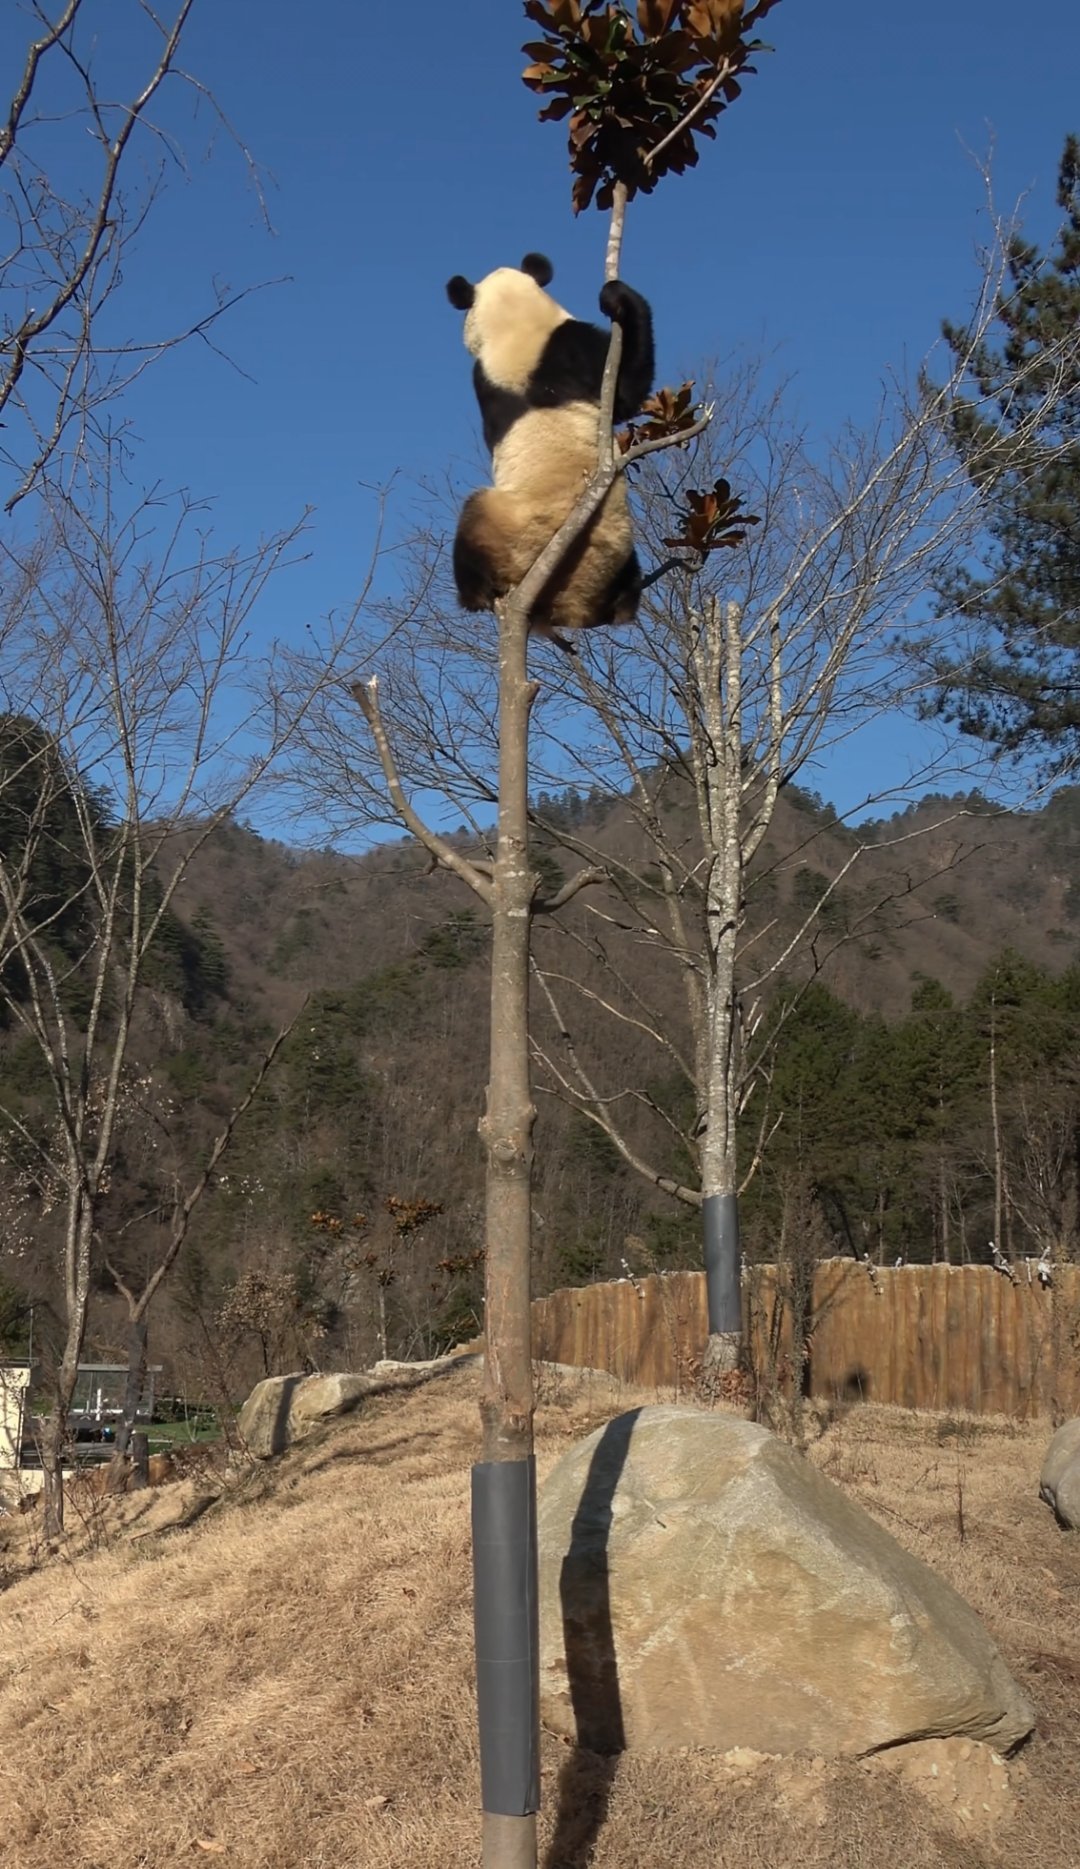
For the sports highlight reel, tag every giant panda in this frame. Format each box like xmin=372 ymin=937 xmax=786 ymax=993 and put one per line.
xmin=445 ymin=252 xmax=654 ymax=646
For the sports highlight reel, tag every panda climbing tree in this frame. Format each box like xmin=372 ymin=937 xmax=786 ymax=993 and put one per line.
xmin=445 ymin=253 xmax=657 ymax=650
xmin=352 ymin=5 xmax=781 ymax=1866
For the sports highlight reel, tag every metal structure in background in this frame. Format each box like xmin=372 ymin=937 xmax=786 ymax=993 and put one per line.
xmin=0 ymin=1360 xmax=162 ymax=1471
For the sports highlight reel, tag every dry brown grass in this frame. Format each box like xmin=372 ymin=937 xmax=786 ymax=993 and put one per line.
xmin=0 ymin=1367 xmax=1077 ymax=1869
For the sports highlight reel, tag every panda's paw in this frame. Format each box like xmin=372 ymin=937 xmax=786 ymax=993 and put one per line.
xmin=599 ymin=279 xmax=634 ymax=324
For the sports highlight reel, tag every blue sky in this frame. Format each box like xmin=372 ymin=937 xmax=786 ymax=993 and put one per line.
xmin=3 ymin=0 xmax=1078 ymax=824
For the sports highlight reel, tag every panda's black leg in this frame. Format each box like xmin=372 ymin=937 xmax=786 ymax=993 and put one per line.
xmin=453 ymin=535 xmax=496 ymax=611
xmin=598 ymin=549 xmax=643 ymax=624
xmin=453 ymin=501 xmax=504 ymax=612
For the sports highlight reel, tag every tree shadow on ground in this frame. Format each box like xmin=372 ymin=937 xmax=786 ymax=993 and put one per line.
xmin=545 ymin=1748 xmax=620 ymax=1869
xmin=544 ymin=1409 xmax=640 ymax=1869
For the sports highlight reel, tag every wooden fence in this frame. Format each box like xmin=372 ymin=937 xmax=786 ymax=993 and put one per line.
xmin=532 ymin=1260 xmax=1080 ymax=1418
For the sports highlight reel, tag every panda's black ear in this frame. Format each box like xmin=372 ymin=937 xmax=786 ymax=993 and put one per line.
xmin=521 ymin=252 xmax=554 ymax=287
xmin=446 ymin=275 xmax=475 ymax=311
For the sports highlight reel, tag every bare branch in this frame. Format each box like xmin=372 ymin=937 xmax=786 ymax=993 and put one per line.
xmin=533 ymin=864 xmax=607 ymax=913
xmin=0 ymin=1 xmax=84 ymax=167
xmin=531 ymin=961 xmax=702 ymax=1208
xmin=0 ymin=1 xmax=197 ymax=429
xmin=646 ymin=59 xmax=735 ymax=172
xmin=350 ymin=679 xmax=493 ymax=908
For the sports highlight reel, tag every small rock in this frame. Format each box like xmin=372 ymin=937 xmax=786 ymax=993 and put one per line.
xmin=867 ymin=1737 xmax=1015 ymax=1836
xmin=369 ymin=1352 xmax=479 ymax=1379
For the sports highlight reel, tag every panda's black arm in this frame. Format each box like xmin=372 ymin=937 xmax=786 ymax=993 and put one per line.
xmin=599 ymin=280 xmax=655 ymax=422
xmin=528 ymin=282 xmax=654 ymax=423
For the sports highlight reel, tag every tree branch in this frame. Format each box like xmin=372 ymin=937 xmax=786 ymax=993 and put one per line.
xmin=0 ymin=0 xmax=83 ymax=167
xmin=0 ymin=1 xmax=197 ymax=430
xmin=531 ymin=958 xmax=702 ymax=1207
xmin=642 ymin=57 xmax=736 ymax=175
xmin=533 ymin=864 xmax=607 ymax=913
xmin=350 ymin=678 xmax=493 ymax=907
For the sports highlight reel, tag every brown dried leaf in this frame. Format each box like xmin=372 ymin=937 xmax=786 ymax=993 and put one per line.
xmin=662 ymin=477 xmax=761 ymax=555
xmin=523 ymin=0 xmax=582 ymax=23
xmin=685 ymin=0 xmax=745 ymax=37
xmin=572 ymin=171 xmax=597 ymax=214
xmin=580 ymin=12 xmax=610 ymax=45
xmin=636 ymin=0 xmax=680 ymax=34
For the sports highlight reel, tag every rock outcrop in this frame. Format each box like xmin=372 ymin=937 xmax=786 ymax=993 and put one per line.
xmin=538 ymin=1406 xmax=1034 ymax=1757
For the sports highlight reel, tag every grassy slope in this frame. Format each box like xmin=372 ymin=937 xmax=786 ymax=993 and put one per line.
xmin=0 ymin=1366 xmax=1078 ymax=1869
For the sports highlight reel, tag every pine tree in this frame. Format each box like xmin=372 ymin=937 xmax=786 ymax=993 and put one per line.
xmin=933 ymin=134 xmax=1080 ymax=761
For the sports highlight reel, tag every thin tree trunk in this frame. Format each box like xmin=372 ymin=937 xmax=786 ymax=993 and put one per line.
xmin=41 ymin=1412 xmax=67 ymax=1539
xmin=473 ymin=598 xmax=539 ymax=1869
xmin=696 ymin=597 xmax=745 ymax=1375
xmin=42 ymin=1196 xmax=94 ymax=1537
xmin=700 ymin=965 xmax=742 ymax=1372
xmin=989 ymin=996 xmax=1003 ymax=1257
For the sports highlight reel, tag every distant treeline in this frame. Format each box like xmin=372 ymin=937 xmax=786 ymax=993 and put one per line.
xmin=733 ymin=950 xmax=1080 ymax=1270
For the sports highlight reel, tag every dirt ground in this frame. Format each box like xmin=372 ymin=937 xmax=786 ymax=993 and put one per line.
xmin=0 ymin=1361 xmax=1077 ymax=1869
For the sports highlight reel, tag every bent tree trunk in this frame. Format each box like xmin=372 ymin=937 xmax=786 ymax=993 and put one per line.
xmin=472 ymin=598 xmax=539 ymax=1869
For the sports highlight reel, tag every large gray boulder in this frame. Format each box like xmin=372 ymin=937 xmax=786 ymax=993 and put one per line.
xmin=1040 ymin=1418 xmax=1080 ymax=1528
xmin=237 ymin=1372 xmax=372 ymax=1458
xmin=538 ymin=1407 xmax=1034 ymax=1758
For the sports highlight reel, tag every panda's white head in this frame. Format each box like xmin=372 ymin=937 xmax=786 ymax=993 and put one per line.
xmin=446 ymin=252 xmax=570 ymax=392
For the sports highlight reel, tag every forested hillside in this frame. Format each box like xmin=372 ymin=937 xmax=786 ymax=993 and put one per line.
xmin=4 ymin=774 xmax=1080 ymax=1398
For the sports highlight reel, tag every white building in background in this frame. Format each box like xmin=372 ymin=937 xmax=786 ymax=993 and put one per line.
xmin=0 ymin=1361 xmax=31 ymax=1470
xmin=0 ymin=1360 xmax=162 ymax=1500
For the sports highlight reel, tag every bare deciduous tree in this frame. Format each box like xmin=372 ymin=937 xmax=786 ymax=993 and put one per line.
xmin=523 ymin=325 xmax=1019 ymax=1373
xmin=0 ymin=471 xmax=378 ymax=1536
xmin=0 ymin=0 xmax=269 ymax=510
xmin=101 ymin=1012 xmax=301 ymax=1475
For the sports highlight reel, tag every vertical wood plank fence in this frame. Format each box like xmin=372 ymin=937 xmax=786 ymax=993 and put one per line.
xmin=532 ymin=1261 xmax=1080 ymax=1418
